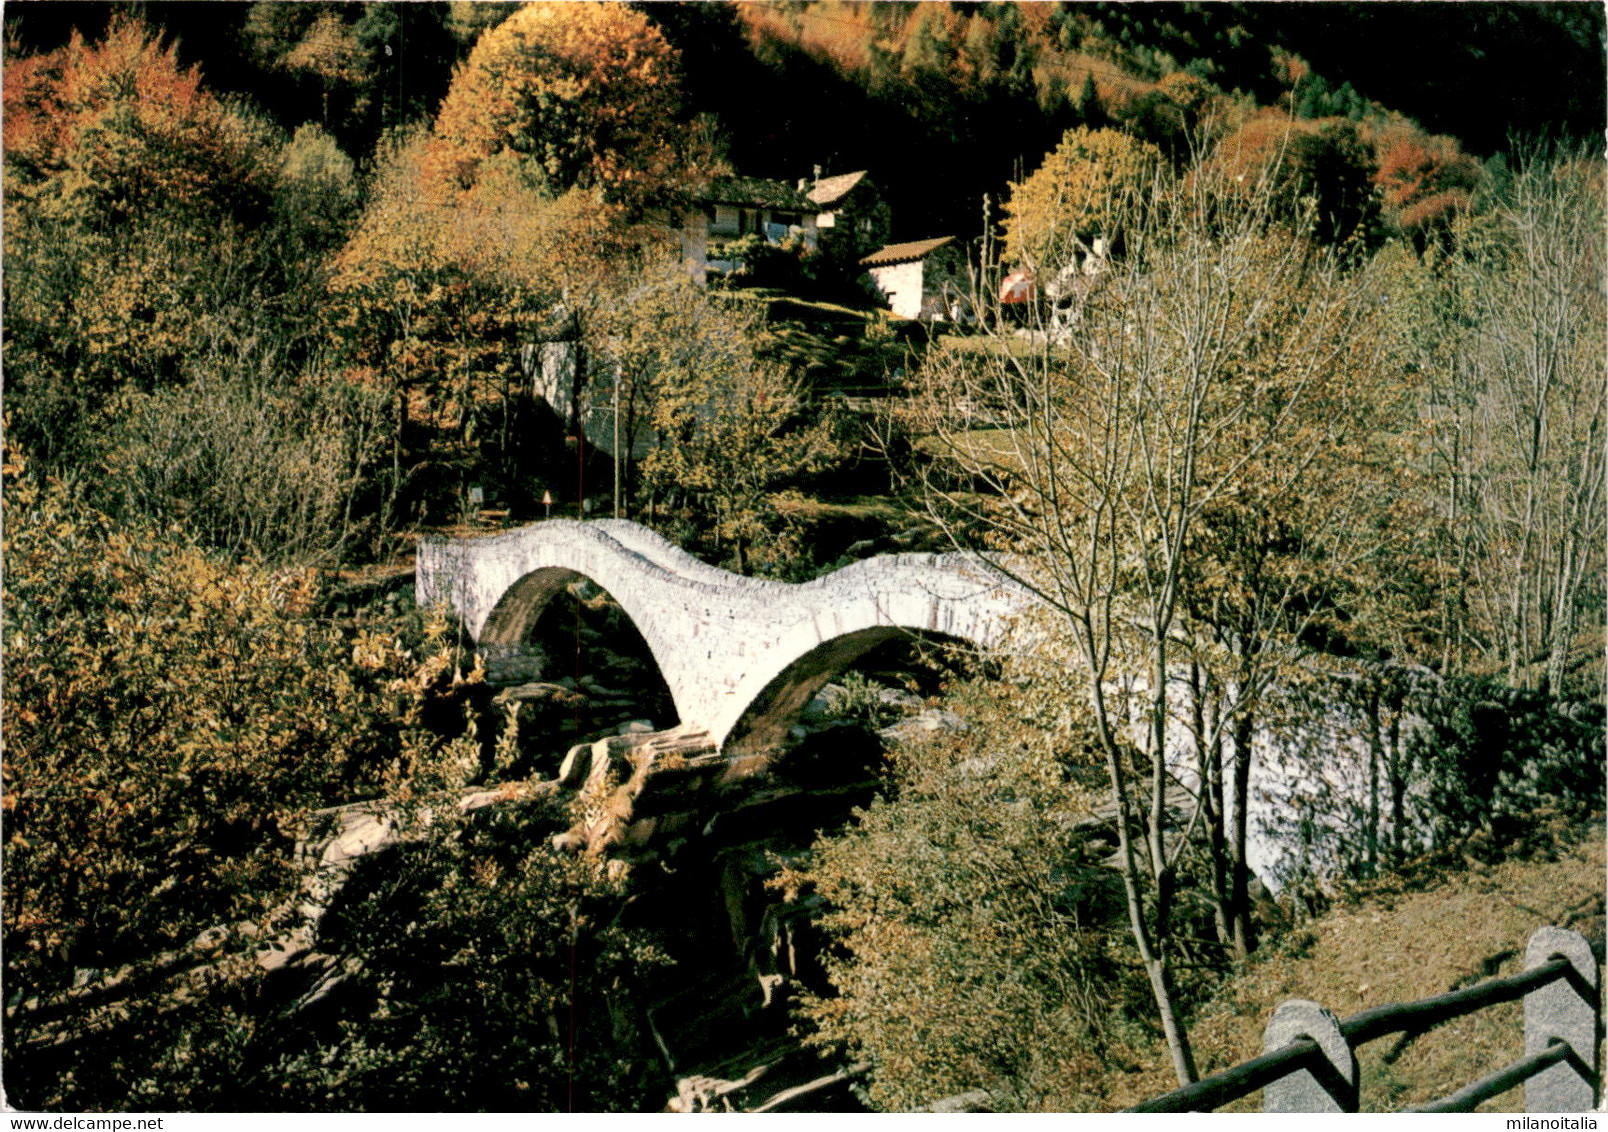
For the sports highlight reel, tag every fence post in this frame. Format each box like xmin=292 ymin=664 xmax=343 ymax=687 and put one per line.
xmin=1263 ymin=999 xmax=1358 ymax=1112
xmin=1524 ymin=925 xmax=1599 ymax=1112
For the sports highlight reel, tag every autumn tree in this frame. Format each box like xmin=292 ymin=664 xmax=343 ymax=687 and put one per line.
xmin=272 ymin=122 xmax=364 ymax=299
xmin=1002 ymin=126 xmax=1161 ymax=275
xmin=328 ymin=1 xmax=699 ymax=527
xmin=243 ymin=3 xmax=362 ymax=130
xmin=444 ymin=1 xmax=523 ymax=48
xmin=1212 ymin=112 xmax=1382 ymax=246
xmin=1 ymin=454 xmax=668 ymax=1109
xmin=628 ymin=290 xmax=844 ymax=575
xmin=1371 ymin=122 xmax=1482 ymax=238
xmin=1435 ymin=153 xmax=1606 ymax=694
xmin=94 ymin=341 xmax=390 ymax=566
xmin=0 ymin=455 xmax=491 ymax=1104
xmin=2 ymin=18 xmax=276 ymax=468
xmin=422 ymin=1 xmax=690 ymax=210
xmin=3 ymin=16 xmax=379 ymax=564
xmin=1361 ymin=153 xmax=1606 ymax=697
xmin=330 ymin=122 xmax=660 ymax=526
xmin=242 ymin=2 xmax=456 ymax=142
xmin=792 ymin=672 xmax=1128 ymax=1111
xmin=1169 ymin=289 xmax=1408 ymax=953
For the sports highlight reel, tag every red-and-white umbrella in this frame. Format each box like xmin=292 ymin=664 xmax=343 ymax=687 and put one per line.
xmin=999 ymin=270 xmax=1035 ymax=304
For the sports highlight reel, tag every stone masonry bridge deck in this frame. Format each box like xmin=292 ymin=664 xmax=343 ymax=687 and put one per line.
xmin=415 ymin=520 xmax=1028 ymax=752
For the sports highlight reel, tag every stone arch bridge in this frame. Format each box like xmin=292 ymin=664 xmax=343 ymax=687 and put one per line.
xmin=415 ymin=520 xmax=1027 ymax=752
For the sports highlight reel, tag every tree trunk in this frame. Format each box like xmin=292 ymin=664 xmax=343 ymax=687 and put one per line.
xmin=1364 ymin=683 xmax=1382 ymax=873
xmin=1085 ymin=635 xmax=1197 ymax=1088
xmin=1100 ymin=717 xmax=1199 ymax=1088
xmin=1229 ymin=706 xmax=1256 ymax=958
xmin=1190 ymin=664 xmax=1233 ymax=946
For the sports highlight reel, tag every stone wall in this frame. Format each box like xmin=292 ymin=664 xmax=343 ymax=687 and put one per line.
xmin=868 ymin=258 xmax=926 ymax=320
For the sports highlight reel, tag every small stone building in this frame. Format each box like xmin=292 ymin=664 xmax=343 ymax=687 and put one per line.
xmin=805 ymin=169 xmax=890 ymax=269
xmin=676 ymin=168 xmax=893 ymax=286
xmin=861 ymin=236 xmax=968 ymax=321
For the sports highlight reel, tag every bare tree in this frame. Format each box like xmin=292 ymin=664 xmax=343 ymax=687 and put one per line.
xmin=1445 ymin=153 xmax=1606 ymax=694
xmin=903 ymin=153 xmax=1388 ymax=1084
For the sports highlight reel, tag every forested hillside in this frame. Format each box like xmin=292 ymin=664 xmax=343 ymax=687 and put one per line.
xmin=2 ymin=1 xmax=1603 ymax=1114
xmin=7 ymin=1 xmax=1603 ymax=242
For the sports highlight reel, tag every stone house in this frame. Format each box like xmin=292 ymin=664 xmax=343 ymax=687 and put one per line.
xmin=679 ymin=175 xmax=821 ymax=283
xmin=805 ymin=168 xmax=890 ymax=269
xmin=861 ymin=235 xmax=969 ymax=321
xmin=676 ymin=168 xmax=893 ymax=283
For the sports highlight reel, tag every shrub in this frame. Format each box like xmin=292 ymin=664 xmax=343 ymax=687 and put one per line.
xmin=94 ymin=359 xmax=391 ymax=567
xmin=788 ymin=675 xmax=1136 ymax=1111
xmin=1410 ymin=675 xmax=1605 ymax=845
xmin=1 ymin=458 xmax=482 ymax=1108
xmin=263 ymin=801 xmax=666 ymax=1111
xmin=104 ymin=798 xmax=667 ymax=1112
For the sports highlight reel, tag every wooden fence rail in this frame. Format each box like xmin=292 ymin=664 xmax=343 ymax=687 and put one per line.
xmin=1128 ymin=925 xmax=1600 ymax=1114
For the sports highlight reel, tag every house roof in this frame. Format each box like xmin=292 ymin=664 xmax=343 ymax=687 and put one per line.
xmin=860 ymin=236 xmax=954 ymax=268
xmin=806 ymin=170 xmax=868 ymax=207
xmin=702 ymin=176 xmax=812 ymax=210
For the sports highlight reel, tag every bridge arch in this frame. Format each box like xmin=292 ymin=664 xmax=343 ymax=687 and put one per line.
xmin=479 ymin=564 xmax=682 ymax=731
xmin=416 ymin=520 xmax=1029 ymax=750
xmin=478 ymin=566 xmax=599 ymax=645
xmin=723 ymin=625 xmax=978 ymax=755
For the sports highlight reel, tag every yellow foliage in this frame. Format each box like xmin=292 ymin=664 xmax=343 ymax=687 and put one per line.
xmin=1003 ymin=127 xmax=1161 ymax=271
xmin=1 ymin=467 xmax=485 ymax=1012
xmin=422 ymin=1 xmax=686 ymax=207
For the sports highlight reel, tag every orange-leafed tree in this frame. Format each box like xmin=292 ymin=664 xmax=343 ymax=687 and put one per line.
xmin=421 ymin=1 xmax=689 ymax=211
xmin=1371 ymin=124 xmax=1482 ymax=237
xmin=329 ymin=123 xmax=660 ymax=526
xmin=3 ymin=18 xmax=269 ymax=223
xmin=328 ymin=2 xmax=696 ymax=526
xmin=1210 ymin=111 xmax=1381 ymax=246
xmin=2 ymin=17 xmax=278 ymax=468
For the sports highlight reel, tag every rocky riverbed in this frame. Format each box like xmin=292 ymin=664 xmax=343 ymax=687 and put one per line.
xmin=473 ymin=579 xmax=975 ymax=1111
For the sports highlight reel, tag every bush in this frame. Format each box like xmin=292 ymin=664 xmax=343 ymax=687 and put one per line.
xmin=1254 ymin=663 xmax=1605 ymax=894
xmin=264 ymin=802 xmax=666 ymax=1111
xmin=1411 ymin=675 xmax=1605 ymax=845
xmin=0 ymin=459 xmax=483 ymax=1108
xmin=93 ymin=343 xmax=391 ymax=566
xmin=787 ymin=676 xmax=1138 ymax=1111
xmin=98 ymin=799 xmax=667 ymax=1112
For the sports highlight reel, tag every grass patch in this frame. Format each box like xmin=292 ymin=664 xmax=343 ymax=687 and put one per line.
xmin=913 ymin=428 xmax=1027 ymax=474
xmin=722 ymin=287 xmax=885 ymax=325
xmin=1089 ymin=813 xmax=1605 ymax=1112
xmin=771 ymin=494 xmax=913 ymax=525
xmin=936 ymin=332 xmax=1042 ymax=359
